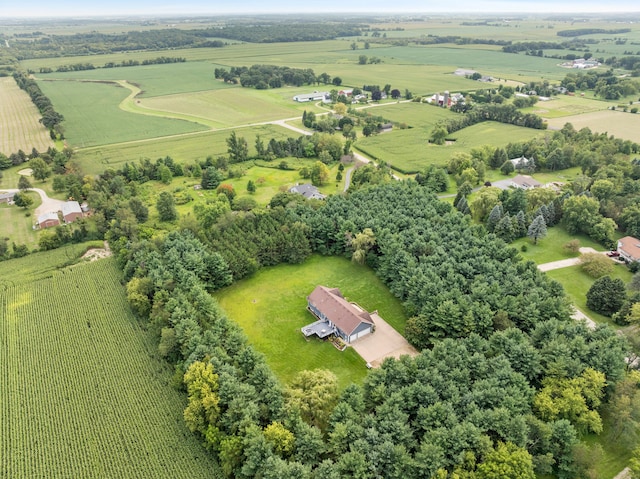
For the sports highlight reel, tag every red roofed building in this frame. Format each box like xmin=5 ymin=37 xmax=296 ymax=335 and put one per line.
xmin=618 ymin=236 xmax=640 ymax=263
xmin=303 ymin=286 xmax=375 ymax=343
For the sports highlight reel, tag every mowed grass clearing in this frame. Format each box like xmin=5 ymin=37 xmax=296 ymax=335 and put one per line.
xmin=0 ymin=258 xmax=219 ymax=478
xmin=74 ymin=124 xmax=294 ymax=175
xmin=546 ymin=109 xmax=640 ymax=143
xmin=512 ymin=225 xmax=606 ymax=264
xmin=0 ymin=77 xmax=53 ymax=156
xmin=357 ymin=121 xmax=544 ymax=173
xmin=215 ymin=255 xmax=408 ymax=390
xmin=546 ymin=263 xmax=633 ymax=325
xmin=37 ymin=79 xmax=207 ymax=147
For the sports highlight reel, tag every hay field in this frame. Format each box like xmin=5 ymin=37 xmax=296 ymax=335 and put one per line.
xmin=546 ymin=109 xmax=640 ymax=142
xmin=0 ymin=77 xmax=53 ymax=155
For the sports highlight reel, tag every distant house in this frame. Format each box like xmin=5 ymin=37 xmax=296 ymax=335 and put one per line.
xmin=510 ymin=174 xmax=542 ymax=189
xmin=0 ymin=192 xmax=15 ymax=204
xmin=289 ymin=183 xmax=326 ymax=200
xmin=61 ymin=201 xmax=83 ymax=223
xmin=618 ymin=236 xmax=640 ymax=263
xmin=293 ymin=91 xmax=329 ymax=102
xmin=428 ymin=91 xmax=464 ymax=108
xmin=302 ymin=286 xmax=375 ymax=343
xmin=379 ymin=122 xmax=393 ymax=132
xmin=38 ymin=212 xmax=60 ymax=229
xmin=509 ymin=156 xmax=535 ymax=171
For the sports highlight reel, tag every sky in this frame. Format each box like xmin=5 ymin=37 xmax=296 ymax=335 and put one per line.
xmin=1 ymin=0 xmax=640 ymax=18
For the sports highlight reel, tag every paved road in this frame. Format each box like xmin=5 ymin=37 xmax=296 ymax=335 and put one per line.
xmin=2 ymin=188 xmax=66 ymax=217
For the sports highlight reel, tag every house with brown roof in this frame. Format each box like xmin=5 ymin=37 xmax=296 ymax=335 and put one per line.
xmin=618 ymin=236 xmax=640 ymax=263
xmin=302 ymin=286 xmax=375 ymax=343
xmin=510 ymin=174 xmax=542 ymax=190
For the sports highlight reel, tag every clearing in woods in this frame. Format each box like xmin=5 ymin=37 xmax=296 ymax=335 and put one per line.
xmin=0 ymin=77 xmax=53 ymax=155
xmin=0 ymin=258 xmax=219 ymax=478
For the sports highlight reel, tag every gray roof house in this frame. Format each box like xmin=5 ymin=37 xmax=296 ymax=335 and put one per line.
xmin=61 ymin=200 xmax=83 ymax=222
xmin=302 ymin=286 xmax=375 ymax=344
xmin=289 ymin=183 xmax=326 ymax=200
xmin=511 ymin=175 xmax=542 ymax=189
xmin=0 ymin=192 xmax=15 ymax=203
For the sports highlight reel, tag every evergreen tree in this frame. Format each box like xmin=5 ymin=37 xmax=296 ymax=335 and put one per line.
xmin=527 ymin=215 xmax=547 ymax=244
xmin=515 ymin=210 xmax=528 ymax=238
xmin=487 ymin=203 xmax=504 ymax=232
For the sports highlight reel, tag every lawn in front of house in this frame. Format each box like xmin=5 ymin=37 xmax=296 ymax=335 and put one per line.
xmin=214 ymin=254 xmax=408 ymax=390
xmin=546 ymin=263 xmax=633 ymax=325
xmin=511 ymin=226 xmax=606 ymax=264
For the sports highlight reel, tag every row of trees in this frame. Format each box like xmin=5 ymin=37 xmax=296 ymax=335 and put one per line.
xmin=12 ymin=72 xmax=64 ymax=132
xmin=215 ymin=65 xmax=319 ymax=89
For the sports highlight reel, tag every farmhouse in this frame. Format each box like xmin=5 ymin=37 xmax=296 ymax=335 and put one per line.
xmin=428 ymin=91 xmax=465 ymax=108
xmin=293 ymin=91 xmax=329 ymax=102
xmin=62 ymin=200 xmax=83 ymax=223
xmin=509 ymin=156 xmax=535 ymax=171
xmin=0 ymin=192 xmax=15 ymax=204
xmin=511 ymin=175 xmax=542 ymax=189
xmin=618 ymin=236 xmax=640 ymax=263
xmin=38 ymin=212 xmax=60 ymax=229
xmin=289 ymin=183 xmax=326 ymax=200
xmin=302 ymin=286 xmax=375 ymax=343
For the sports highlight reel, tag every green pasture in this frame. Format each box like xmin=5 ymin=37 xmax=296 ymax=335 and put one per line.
xmin=511 ymin=225 xmax=605 ymax=264
xmin=38 ymin=79 xmax=207 ymax=148
xmin=525 ymin=95 xmax=608 ymax=119
xmin=215 ymin=254 xmax=408 ymax=390
xmin=356 ymin=101 xmax=458 ymax=127
xmin=0 ymin=258 xmax=219 ymax=477
xmin=74 ymin=124 xmax=292 ymax=175
xmin=356 ymin=121 xmax=544 ymax=173
xmin=546 ymin=264 xmax=633 ymax=325
xmin=141 ymin=86 xmax=319 ymax=129
xmin=546 ymin=109 xmax=640 ymax=143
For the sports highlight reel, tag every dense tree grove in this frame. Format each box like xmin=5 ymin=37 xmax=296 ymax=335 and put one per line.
xmin=215 ymin=65 xmax=319 ymax=89
xmin=105 ymin=181 xmax=629 ymax=478
xmin=12 ymin=72 xmax=64 ymax=131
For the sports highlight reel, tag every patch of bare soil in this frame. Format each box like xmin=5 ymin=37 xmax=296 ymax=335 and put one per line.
xmin=82 ymin=241 xmax=112 ymax=262
xmin=18 ymin=168 xmax=33 ymax=176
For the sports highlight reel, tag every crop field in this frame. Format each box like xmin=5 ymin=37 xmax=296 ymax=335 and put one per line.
xmin=0 ymin=77 xmax=53 ymax=155
xmin=526 ymin=95 xmax=609 ymax=119
xmin=38 ymin=79 xmax=207 ymax=148
xmin=0 ymin=258 xmax=219 ymax=478
xmin=38 ymin=61 xmax=236 ymax=98
xmin=74 ymin=124 xmax=293 ymax=175
xmin=215 ymin=255 xmax=408 ymax=390
xmin=546 ymin=109 xmax=640 ymax=143
xmin=357 ymin=121 xmax=545 ymax=173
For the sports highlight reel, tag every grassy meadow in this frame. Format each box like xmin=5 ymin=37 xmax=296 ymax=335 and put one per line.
xmin=215 ymin=255 xmax=408 ymax=390
xmin=546 ymin=109 xmax=640 ymax=143
xmin=512 ymin=226 xmax=606 ymax=264
xmin=0 ymin=258 xmax=219 ymax=478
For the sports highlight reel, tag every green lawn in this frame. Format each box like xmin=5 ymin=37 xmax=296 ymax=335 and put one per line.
xmin=0 ymin=191 xmax=42 ymax=250
xmin=357 ymin=121 xmax=544 ymax=173
xmin=512 ymin=225 xmax=605 ymax=264
xmin=546 ymin=264 xmax=633 ymax=325
xmin=215 ymin=255 xmax=408 ymax=390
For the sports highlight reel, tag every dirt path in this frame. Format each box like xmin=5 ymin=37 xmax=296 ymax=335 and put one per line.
xmin=81 ymin=241 xmax=112 ymax=262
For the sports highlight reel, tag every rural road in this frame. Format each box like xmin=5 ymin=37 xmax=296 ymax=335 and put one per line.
xmin=2 ymin=188 xmax=66 ymax=216
xmin=536 ymin=247 xmax=602 ymax=272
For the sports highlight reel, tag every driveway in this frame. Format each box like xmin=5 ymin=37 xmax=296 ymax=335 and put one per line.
xmin=351 ymin=313 xmax=418 ymax=367
xmin=537 ymin=247 xmax=603 ymax=272
xmin=1 ymin=188 xmax=66 ymax=217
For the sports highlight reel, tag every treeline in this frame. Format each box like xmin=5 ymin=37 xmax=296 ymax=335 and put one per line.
xmin=560 ymin=69 xmax=640 ymax=99
xmin=38 ymin=56 xmax=187 ymax=74
xmin=502 ymin=40 xmax=586 ymax=53
xmin=208 ymin=22 xmax=362 ymax=43
xmin=102 ymin=181 xmax=630 ymax=478
xmin=9 ymin=29 xmax=224 ymax=60
xmin=441 ymin=103 xmax=547 ymax=135
xmin=557 ymin=28 xmax=631 ymax=37
xmin=215 ymin=65 xmax=318 ymax=89
xmin=413 ymin=35 xmax=509 ymax=46
xmin=12 ymin=72 xmax=64 ymax=132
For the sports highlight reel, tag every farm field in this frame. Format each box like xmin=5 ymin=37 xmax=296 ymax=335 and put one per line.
xmin=74 ymin=123 xmax=293 ymax=175
xmin=0 ymin=258 xmax=219 ymax=478
xmin=357 ymin=121 xmax=545 ymax=173
xmin=527 ymin=95 xmax=609 ymax=119
xmin=0 ymin=77 xmax=53 ymax=155
xmin=546 ymin=109 xmax=640 ymax=143
xmin=215 ymin=254 xmax=408 ymax=390
xmin=37 ymin=79 xmax=207 ymax=148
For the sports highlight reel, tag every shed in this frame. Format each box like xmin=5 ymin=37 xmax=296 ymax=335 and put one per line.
xmin=62 ymin=201 xmax=83 ymax=223
xmin=38 ymin=212 xmax=60 ymax=229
